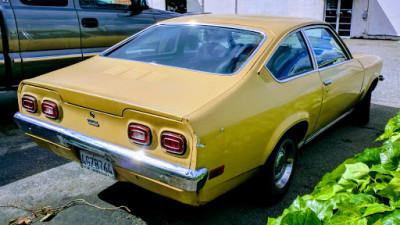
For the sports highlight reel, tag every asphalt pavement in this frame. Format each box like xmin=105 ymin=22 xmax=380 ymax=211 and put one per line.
xmin=0 ymin=39 xmax=399 ymax=224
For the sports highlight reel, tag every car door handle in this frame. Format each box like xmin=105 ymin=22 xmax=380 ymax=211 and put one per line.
xmin=82 ymin=18 xmax=99 ymax=28
xmin=323 ymin=79 xmax=333 ymax=86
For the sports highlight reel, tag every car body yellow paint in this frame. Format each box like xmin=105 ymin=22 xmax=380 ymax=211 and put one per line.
xmin=16 ymin=15 xmax=382 ymax=205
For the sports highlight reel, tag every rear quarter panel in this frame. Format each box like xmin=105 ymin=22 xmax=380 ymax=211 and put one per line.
xmin=354 ymin=54 xmax=383 ymax=98
xmin=187 ymin=47 xmax=323 ymax=202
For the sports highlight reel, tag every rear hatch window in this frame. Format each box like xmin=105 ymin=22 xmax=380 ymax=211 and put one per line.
xmin=104 ymin=24 xmax=264 ymax=75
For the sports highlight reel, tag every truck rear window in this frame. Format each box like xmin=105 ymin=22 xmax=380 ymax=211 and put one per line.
xmin=20 ymin=0 xmax=68 ymax=7
xmin=104 ymin=24 xmax=264 ymax=75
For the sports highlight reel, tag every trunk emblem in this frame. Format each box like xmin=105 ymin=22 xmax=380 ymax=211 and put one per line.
xmin=87 ymin=118 xmax=100 ymax=127
xmin=90 ymin=112 xmax=95 ymax=118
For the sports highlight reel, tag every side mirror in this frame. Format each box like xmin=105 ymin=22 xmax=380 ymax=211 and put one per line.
xmin=118 ymin=0 xmax=148 ymax=17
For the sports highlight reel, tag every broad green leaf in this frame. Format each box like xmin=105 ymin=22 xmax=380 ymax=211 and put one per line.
xmin=313 ymin=159 xmax=357 ymax=192
xmin=267 ymin=217 xmax=280 ymax=225
xmin=382 ymin=209 xmax=400 ymax=225
xmin=350 ymin=194 xmax=380 ymax=207
xmin=373 ymin=183 xmax=388 ymax=192
xmin=336 ymin=199 xmax=363 ymax=217
xmin=389 ymin=133 xmax=400 ymax=143
xmin=370 ymin=166 xmax=393 ymax=176
xmin=289 ymin=196 xmax=307 ymax=211
xmin=362 ymin=203 xmax=393 ymax=217
xmin=306 ymin=199 xmax=334 ymax=221
xmin=389 ymin=199 xmax=400 ymax=208
xmin=376 ymin=112 xmax=400 ymax=142
xmin=312 ymin=185 xmax=335 ymax=200
xmin=342 ymin=163 xmax=370 ymax=181
xmin=331 ymin=192 xmax=353 ymax=209
xmin=280 ymin=208 xmax=321 ymax=225
xmin=326 ymin=213 xmax=366 ymax=225
xmin=368 ymin=214 xmax=384 ymax=225
xmin=355 ymin=148 xmax=383 ymax=167
xmin=380 ymin=146 xmax=400 ymax=171
xmin=359 ymin=177 xmax=371 ymax=193
xmin=377 ymin=178 xmax=400 ymax=201
xmin=302 ymin=194 xmax=313 ymax=200
xmin=375 ymin=173 xmax=393 ymax=184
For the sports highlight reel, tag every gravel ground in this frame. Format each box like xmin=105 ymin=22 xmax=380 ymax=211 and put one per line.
xmin=344 ymin=38 xmax=400 ymax=107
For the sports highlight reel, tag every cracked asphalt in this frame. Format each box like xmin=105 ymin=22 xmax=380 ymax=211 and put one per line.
xmin=0 ymin=39 xmax=399 ymax=225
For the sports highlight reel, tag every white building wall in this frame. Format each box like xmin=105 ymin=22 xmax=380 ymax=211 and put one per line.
xmin=351 ymin=0 xmax=370 ymax=37
xmin=147 ymin=0 xmax=399 ymax=39
xmin=147 ymin=0 xmax=165 ymax=10
xmin=203 ymin=0 xmax=236 ymax=14
xmin=351 ymin=0 xmax=400 ymax=38
xmin=148 ymin=0 xmax=324 ymax=19
xmin=237 ymin=0 xmax=324 ymax=20
xmin=368 ymin=0 xmax=400 ymax=36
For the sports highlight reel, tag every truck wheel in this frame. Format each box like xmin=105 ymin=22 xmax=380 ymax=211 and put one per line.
xmin=352 ymin=89 xmax=371 ymax=125
xmin=258 ymin=134 xmax=297 ymax=201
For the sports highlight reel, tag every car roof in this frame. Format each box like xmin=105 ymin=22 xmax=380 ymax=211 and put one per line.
xmin=161 ymin=14 xmax=325 ymax=36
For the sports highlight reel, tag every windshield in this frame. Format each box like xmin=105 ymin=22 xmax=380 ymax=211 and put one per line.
xmin=104 ymin=24 xmax=264 ymax=75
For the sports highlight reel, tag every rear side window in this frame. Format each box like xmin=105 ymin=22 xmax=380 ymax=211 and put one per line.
xmin=304 ymin=28 xmax=348 ymax=69
xmin=79 ymin=0 xmax=131 ymax=10
xmin=20 ymin=0 xmax=68 ymax=7
xmin=266 ymin=31 xmax=314 ymax=80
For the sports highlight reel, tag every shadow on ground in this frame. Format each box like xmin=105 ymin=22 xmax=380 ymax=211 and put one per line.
xmin=0 ymin=91 xmax=70 ymax=187
xmin=98 ymin=104 xmax=399 ymax=225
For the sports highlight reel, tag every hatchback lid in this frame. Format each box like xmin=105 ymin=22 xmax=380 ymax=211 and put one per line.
xmin=24 ymin=56 xmax=243 ymax=120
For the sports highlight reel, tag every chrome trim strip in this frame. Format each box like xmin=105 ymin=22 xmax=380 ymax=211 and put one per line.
xmin=101 ymin=23 xmax=267 ymax=76
xmin=14 ymin=112 xmax=208 ymax=192
xmin=317 ymin=59 xmax=354 ymax=72
xmin=302 ymin=109 xmax=353 ymax=146
xmin=266 ymin=67 xmax=318 ymax=83
xmin=22 ymin=54 xmax=82 ymax=63
xmin=83 ymin=52 xmax=101 ymax=58
xmin=12 ymin=58 xmax=22 ymax=63
xmin=301 ymin=28 xmax=318 ymax=70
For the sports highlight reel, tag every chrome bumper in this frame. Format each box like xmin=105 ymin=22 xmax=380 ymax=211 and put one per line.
xmin=14 ymin=112 xmax=208 ymax=192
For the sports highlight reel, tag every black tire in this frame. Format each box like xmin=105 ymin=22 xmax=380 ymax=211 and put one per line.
xmin=352 ymin=89 xmax=371 ymax=125
xmin=257 ymin=134 xmax=298 ymax=201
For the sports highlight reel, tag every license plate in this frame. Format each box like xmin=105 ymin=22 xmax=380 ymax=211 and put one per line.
xmin=80 ymin=149 xmax=115 ymax=178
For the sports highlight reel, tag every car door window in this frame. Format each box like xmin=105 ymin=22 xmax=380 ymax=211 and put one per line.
xmin=304 ymin=28 xmax=348 ymax=69
xmin=79 ymin=0 xmax=131 ymax=10
xmin=20 ymin=0 xmax=67 ymax=7
xmin=266 ymin=31 xmax=314 ymax=80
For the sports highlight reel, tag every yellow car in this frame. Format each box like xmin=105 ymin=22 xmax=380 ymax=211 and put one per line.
xmin=14 ymin=15 xmax=383 ymax=206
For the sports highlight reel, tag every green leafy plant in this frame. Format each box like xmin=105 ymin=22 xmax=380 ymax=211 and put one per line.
xmin=268 ymin=111 xmax=400 ymax=225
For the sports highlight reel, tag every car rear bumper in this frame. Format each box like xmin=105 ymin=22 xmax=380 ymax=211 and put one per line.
xmin=14 ymin=112 xmax=208 ymax=192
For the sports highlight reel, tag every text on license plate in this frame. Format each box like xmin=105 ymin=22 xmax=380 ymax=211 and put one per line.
xmin=80 ymin=150 xmax=115 ymax=178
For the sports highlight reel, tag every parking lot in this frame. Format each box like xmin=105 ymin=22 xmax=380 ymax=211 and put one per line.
xmin=0 ymin=38 xmax=399 ymax=224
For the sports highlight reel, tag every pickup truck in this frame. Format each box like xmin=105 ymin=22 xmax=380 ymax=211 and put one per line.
xmin=0 ymin=0 xmax=179 ymax=90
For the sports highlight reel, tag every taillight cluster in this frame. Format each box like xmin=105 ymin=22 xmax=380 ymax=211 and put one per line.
xmin=22 ymin=95 xmax=37 ymax=113
xmin=161 ymin=132 xmax=186 ymax=155
xmin=22 ymin=95 xmax=59 ymax=119
xmin=128 ymin=124 xmax=151 ymax=146
xmin=128 ymin=124 xmax=187 ymax=155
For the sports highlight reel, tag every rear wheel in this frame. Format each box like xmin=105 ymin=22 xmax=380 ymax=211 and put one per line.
xmin=258 ymin=134 xmax=297 ymax=201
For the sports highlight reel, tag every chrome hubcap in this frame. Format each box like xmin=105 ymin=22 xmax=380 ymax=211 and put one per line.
xmin=273 ymin=139 xmax=295 ymax=189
